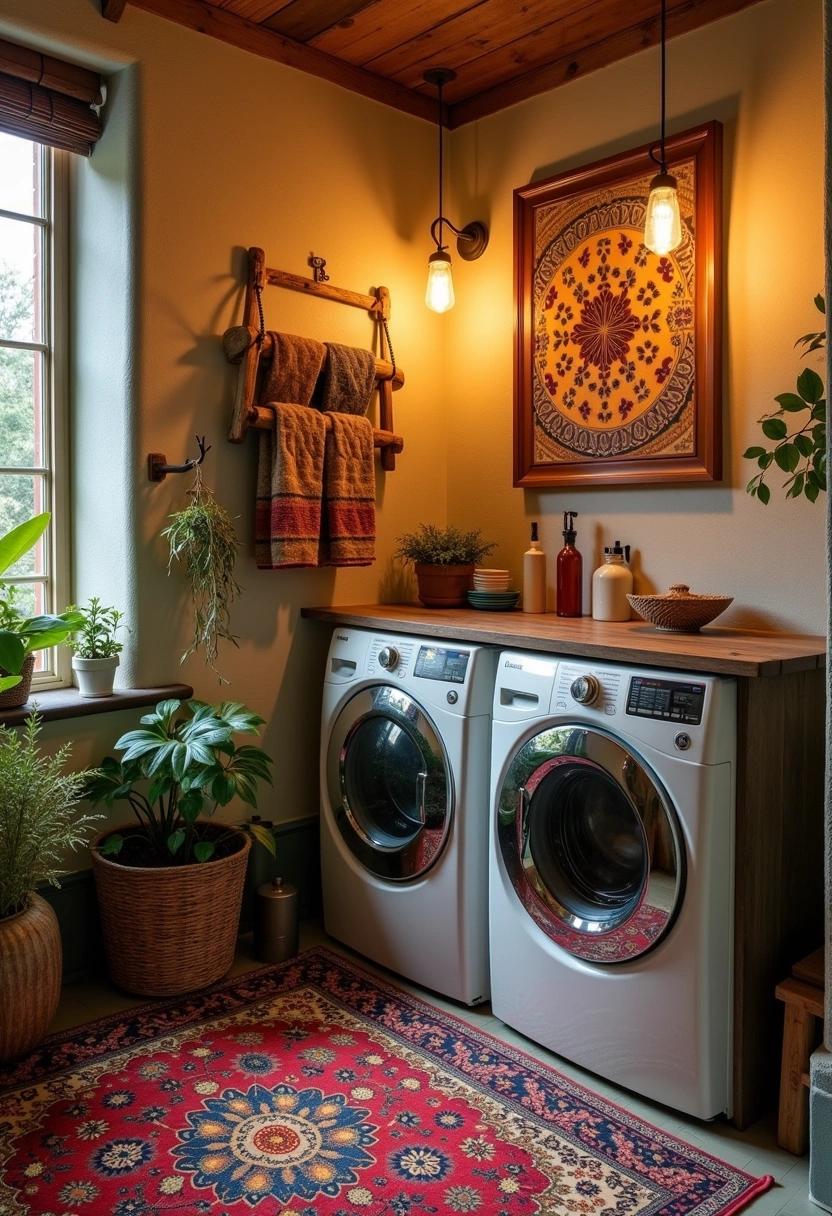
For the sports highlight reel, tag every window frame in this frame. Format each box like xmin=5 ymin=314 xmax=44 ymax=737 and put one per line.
xmin=0 ymin=140 xmax=71 ymax=690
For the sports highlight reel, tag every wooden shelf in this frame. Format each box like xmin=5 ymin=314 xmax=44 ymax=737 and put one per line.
xmin=300 ymin=604 xmax=826 ymax=678
xmin=0 ymin=684 xmax=195 ymax=728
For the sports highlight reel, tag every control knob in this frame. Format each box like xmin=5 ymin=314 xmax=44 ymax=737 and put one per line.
xmin=570 ymin=674 xmax=601 ymax=705
xmin=378 ymin=645 xmax=400 ymax=671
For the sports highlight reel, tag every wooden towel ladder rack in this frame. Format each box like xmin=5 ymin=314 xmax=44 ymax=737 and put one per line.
xmin=224 ymin=247 xmax=404 ymax=470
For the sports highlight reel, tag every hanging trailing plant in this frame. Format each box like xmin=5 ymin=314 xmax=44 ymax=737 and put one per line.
xmin=162 ymin=468 xmax=241 ymax=683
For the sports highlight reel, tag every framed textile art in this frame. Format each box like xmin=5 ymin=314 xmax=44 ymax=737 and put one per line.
xmin=514 ymin=121 xmax=722 ymax=487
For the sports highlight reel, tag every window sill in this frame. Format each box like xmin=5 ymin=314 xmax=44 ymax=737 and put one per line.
xmin=0 ymin=684 xmax=194 ymax=728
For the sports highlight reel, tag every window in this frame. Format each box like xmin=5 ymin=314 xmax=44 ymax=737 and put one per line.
xmin=0 ymin=131 xmax=69 ymax=688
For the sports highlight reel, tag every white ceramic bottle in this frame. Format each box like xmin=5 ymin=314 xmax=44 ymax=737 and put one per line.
xmin=523 ymin=522 xmax=546 ymax=613
xmin=592 ymin=541 xmax=633 ymax=622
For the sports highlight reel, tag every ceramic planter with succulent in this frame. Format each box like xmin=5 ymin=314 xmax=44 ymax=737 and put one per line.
xmin=0 ymin=514 xmax=83 ymax=708
xmin=86 ymin=698 xmax=275 ymax=996
xmin=0 ymin=714 xmax=100 ymax=1063
xmin=395 ymin=525 xmax=497 ymax=607
xmin=70 ymin=597 xmax=126 ymax=698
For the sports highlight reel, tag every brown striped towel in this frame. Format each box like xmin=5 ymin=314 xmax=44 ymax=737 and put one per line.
xmin=322 ymin=343 xmax=377 ymax=415
xmin=318 ymin=412 xmax=375 ymax=567
xmin=255 ymin=405 xmax=327 ymax=569
xmin=255 ymin=332 xmax=328 ymax=570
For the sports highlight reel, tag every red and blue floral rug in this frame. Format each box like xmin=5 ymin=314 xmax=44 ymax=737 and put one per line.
xmin=0 ymin=948 xmax=772 ymax=1215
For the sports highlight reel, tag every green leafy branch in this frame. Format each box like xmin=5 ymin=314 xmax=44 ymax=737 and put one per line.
xmin=744 ymin=295 xmax=826 ymax=505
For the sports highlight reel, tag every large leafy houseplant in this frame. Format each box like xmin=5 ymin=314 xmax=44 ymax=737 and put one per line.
xmin=86 ymin=698 xmax=275 ymax=866
xmin=744 ymin=295 xmax=827 ymax=504
xmin=0 ymin=513 xmax=82 ymax=693
xmin=0 ymin=714 xmax=101 ymax=1062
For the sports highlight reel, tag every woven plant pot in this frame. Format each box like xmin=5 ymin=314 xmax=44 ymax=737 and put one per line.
xmin=415 ymin=563 xmax=474 ymax=608
xmin=91 ymin=827 xmax=251 ymax=996
xmin=627 ymin=583 xmax=734 ymax=632
xmin=0 ymin=653 xmax=36 ymax=710
xmin=0 ymin=893 xmax=62 ymax=1065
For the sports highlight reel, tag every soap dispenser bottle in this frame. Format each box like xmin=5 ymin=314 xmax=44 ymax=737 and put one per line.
xmin=523 ymin=522 xmax=546 ymax=613
xmin=556 ymin=512 xmax=582 ymax=618
xmin=592 ymin=541 xmax=633 ymax=622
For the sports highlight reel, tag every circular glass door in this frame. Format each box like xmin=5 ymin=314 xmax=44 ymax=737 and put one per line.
xmin=327 ymin=685 xmax=453 ymax=882
xmin=498 ymin=724 xmax=684 ymax=963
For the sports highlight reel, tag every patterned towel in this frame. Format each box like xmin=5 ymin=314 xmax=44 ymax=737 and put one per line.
xmin=255 ymin=332 xmax=328 ymax=569
xmin=321 ymin=343 xmax=376 ymax=415
xmin=319 ymin=413 xmax=375 ymax=567
xmin=255 ymin=404 xmax=327 ymax=569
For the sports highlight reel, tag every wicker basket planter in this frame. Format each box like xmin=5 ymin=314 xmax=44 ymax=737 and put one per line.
xmin=0 ymin=653 xmax=36 ymax=710
xmin=627 ymin=583 xmax=734 ymax=632
xmin=91 ymin=826 xmax=251 ymax=996
xmin=0 ymin=893 xmax=62 ymax=1064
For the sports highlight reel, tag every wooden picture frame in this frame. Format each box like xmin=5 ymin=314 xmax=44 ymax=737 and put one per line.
xmin=514 ymin=121 xmax=722 ymax=488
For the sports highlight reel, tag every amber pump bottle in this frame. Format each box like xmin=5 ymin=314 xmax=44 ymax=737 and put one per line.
xmin=556 ymin=511 xmax=582 ymax=618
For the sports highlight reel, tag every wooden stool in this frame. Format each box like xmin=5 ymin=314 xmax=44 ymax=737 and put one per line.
xmin=776 ymin=948 xmax=825 ymax=1155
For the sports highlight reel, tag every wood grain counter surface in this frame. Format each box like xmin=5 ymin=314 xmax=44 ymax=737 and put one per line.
xmin=301 ymin=604 xmax=826 ymax=678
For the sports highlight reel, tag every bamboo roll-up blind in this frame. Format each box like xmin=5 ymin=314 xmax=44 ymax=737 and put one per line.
xmin=0 ymin=38 xmax=102 ymax=156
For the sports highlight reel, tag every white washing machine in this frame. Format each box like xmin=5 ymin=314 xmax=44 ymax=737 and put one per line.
xmin=489 ymin=650 xmax=737 ymax=1119
xmin=320 ymin=627 xmax=496 ymax=1005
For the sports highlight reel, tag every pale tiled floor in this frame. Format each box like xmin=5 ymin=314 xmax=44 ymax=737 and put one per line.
xmin=50 ymin=921 xmax=815 ymax=1216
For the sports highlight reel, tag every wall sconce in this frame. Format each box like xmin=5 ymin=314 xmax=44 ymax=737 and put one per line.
xmin=423 ymin=67 xmax=488 ymax=313
xmin=644 ymin=0 xmax=682 ymax=256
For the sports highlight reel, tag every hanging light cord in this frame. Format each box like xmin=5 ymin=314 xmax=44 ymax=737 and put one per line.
xmin=650 ymin=0 xmax=668 ymax=173
xmin=436 ymin=77 xmax=446 ymax=251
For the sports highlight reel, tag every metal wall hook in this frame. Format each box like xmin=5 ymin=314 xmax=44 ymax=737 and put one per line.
xmin=148 ymin=435 xmax=212 ymax=482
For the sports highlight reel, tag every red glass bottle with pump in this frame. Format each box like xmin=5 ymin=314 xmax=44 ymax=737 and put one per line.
xmin=556 ymin=511 xmax=582 ymax=617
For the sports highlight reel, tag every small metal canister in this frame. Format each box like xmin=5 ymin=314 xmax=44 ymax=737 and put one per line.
xmin=254 ymin=877 xmax=299 ymax=964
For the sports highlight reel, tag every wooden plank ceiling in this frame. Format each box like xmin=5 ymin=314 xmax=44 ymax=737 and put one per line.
xmin=121 ymin=0 xmax=765 ymax=125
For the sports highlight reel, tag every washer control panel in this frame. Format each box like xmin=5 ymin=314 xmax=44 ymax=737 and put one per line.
xmin=367 ymin=638 xmax=414 ymax=679
xmin=626 ymin=676 xmax=706 ymax=725
xmin=414 ymin=645 xmax=471 ymax=685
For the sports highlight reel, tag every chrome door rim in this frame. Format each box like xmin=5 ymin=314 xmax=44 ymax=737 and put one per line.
xmin=327 ymin=684 xmax=454 ymax=883
xmin=498 ymin=723 xmax=685 ymax=964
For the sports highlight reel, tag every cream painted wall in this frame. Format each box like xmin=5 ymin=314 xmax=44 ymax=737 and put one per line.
xmin=0 ymin=0 xmax=444 ymax=838
xmin=446 ymin=0 xmax=826 ymax=633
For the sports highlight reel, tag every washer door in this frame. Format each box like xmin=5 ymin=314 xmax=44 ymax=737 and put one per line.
xmin=327 ymin=685 xmax=453 ymax=882
xmin=498 ymin=724 xmax=685 ymax=963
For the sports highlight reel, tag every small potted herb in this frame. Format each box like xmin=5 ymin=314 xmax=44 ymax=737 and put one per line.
xmin=0 ymin=713 xmax=100 ymax=1063
xmin=70 ymin=597 xmax=126 ymax=698
xmin=0 ymin=514 xmax=83 ymax=708
xmin=395 ymin=524 xmax=497 ymax=607
xmin=86 ymin=698 xmax=275 ymax=996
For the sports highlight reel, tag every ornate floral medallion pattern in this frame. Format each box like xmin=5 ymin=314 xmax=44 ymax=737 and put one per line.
xmin=0 ymin=948 xmax=772 ymax=1216
xmin=532 ymin=161 xmax=696 ymax=464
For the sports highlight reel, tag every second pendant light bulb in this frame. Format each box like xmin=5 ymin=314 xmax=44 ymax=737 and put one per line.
xmin=425 ymin=251 xmax=455 ymax=313
xmin=644 ymin=173 xmax=682 ymax=256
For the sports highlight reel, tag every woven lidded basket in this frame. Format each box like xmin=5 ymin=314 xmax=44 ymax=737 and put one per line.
xmin=0 ymin=654 xmax=35 ymax=710
xmin=91 ymin=826 xmax=250 ymax=996
xmin=627 ymin=583 xmax=733 ymax=633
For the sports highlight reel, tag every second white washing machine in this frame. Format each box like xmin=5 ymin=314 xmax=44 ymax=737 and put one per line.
xmin=320 ymin=627 xmax=496 ymax=1005
xmin=489 ymin=650 xmax=737 ymax=1119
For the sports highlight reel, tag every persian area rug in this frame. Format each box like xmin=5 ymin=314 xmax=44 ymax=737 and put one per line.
xmin=0 ymin=948 xmax=772 ymax=1216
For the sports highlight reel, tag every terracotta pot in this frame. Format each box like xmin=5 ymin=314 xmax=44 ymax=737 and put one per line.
xmin=0 ymin=653 xmax=36 ymax=710
xmin=414 ymin=563 xmax=474 ymax=608
xmin=0 ymin=893 xmax=62 ymax=1064
xmin=91 ymin=826 xmax=251 ymax=996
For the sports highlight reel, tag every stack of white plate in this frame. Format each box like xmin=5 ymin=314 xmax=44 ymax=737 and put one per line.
xmin=474 ymin=568 xmax=511 ymax=592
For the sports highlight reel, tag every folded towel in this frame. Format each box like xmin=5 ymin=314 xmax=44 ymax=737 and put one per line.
xmin=255 ymin=404 xmax=327 ymax=569
xmin=321 ymin=343 xmax=377 ymax=415
xmin=262 ymin=331 xmax=326 ymax=405
xmin=319 ymin=413 xmax=375 ymax=567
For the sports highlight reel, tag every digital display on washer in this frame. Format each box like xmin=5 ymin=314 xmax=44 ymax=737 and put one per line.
xmin=626 ymin=676 xmax=706 ymax=725
xmin=414 ymin=646 xmax=470 ymax=684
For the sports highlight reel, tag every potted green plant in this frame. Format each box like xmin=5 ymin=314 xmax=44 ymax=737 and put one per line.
xmin=0 ymin=513 xmax=83 ymax=708
xmin=69 ymin=597 xmax=126 ymax=698
xmin=744 ymin=294 xmax=827 ymax=504
xmin=395 ymin=524 xmax=497 ymax=607
xmin=86 ymin=698 xmax=275 ymax=996
xmin=0 ymin=714 xmax=100 ymax=1063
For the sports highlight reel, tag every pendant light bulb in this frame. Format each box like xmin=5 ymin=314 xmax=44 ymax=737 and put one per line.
xmin=426 ymin=249 xmax=455 ymax=313
xmin=644 ymin=171 xmax=682 ymax=256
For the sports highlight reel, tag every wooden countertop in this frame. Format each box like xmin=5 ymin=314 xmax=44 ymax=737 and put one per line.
xmin=301 ymin=604 xmax=827 ymax=678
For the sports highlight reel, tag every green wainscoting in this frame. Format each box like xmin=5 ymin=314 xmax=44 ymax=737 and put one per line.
xmin=42 ymin=815 xmax=322 ymax=984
